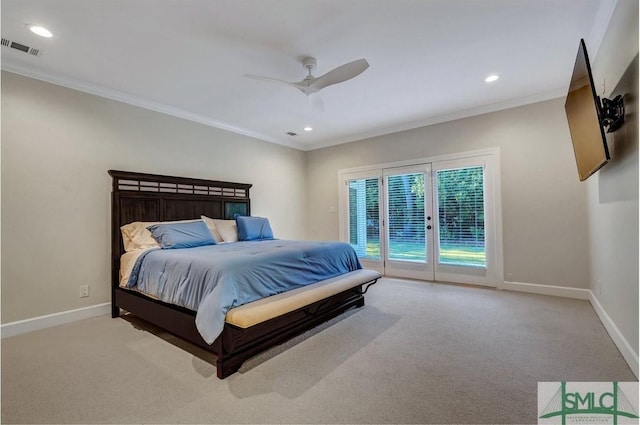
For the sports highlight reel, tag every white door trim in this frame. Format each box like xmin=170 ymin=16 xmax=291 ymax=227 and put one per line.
xmin=339 ymin=148 xmax=503 ymax=287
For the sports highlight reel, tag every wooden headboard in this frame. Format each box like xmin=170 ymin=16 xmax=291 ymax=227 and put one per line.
xmin=108 ymin=170 xmax=252 ymax=296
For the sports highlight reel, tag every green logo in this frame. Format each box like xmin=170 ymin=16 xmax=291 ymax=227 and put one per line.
xmin=539 ymin=382 xmax=639 ymax=424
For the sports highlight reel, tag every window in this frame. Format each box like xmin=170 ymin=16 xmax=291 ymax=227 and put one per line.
xmin=436 ymin=166 xmax=486 ymax=267
xmin=340 ymin=149 xmax=501 ymax=286
xmin=386 ymin=172 xmax=426 ymax=262
xmin=348 ymin=177 xmax=380 ymax=261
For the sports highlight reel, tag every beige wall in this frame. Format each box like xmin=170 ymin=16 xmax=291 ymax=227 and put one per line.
xmin=588 ymin=0 xmax=639 ymax=357
xmin=306 ymin=98 xmax=591 ymax=289
xmin=1 ymin=71 xmax=307 ymax=323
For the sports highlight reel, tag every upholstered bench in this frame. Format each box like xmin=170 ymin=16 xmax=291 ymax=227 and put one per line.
xmin=226 ymin=269 xmax=382 ymax=328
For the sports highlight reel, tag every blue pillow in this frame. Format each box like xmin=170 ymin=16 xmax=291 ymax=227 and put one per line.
xmin=236 ymin=216 xmax=274 ymax=241
xmin=147 ymin=220 xmax=216 ymax=249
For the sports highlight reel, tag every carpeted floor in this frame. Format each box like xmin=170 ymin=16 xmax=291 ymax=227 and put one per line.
xmin=1 ymin=277 xmax=636 ymax=424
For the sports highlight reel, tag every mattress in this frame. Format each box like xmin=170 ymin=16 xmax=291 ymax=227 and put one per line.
xmin=123 ymin=239 xmax=363 ymax=343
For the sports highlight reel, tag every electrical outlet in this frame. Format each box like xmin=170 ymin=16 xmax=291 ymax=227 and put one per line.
xmin=79 ymin=285 xmax=90 ymax=298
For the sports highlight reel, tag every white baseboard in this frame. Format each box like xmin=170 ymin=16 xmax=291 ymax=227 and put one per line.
xmin=502 ymin=280 xmax=591 ymax=300
xmin=1 ymin=303 xmax=111 ymax=339
xmin=589 ymin=293 xmax=639 ymax=379
xmin=503 ymin=280 xmax=638 ymax=379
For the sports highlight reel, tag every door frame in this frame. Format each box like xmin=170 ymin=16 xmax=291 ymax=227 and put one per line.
xmin=431 ymin=155 xmax=500 ymax=286
xmin=382 ymin=164 xmax=434 ymax=280
xmin=338 ymin=148 xmax=504 ymax=288
xmin=338 ymin=169 xmax=384 ymax=274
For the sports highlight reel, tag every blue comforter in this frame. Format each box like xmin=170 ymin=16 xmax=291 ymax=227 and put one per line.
xmin=127 ymin=240 xmax=362 ymax=343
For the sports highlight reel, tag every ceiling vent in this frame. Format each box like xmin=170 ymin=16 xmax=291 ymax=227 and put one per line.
xmin=1 ymin=38 xmax=42 ymax=57
xmin=286 ymin=132 xmax=297 ymax=136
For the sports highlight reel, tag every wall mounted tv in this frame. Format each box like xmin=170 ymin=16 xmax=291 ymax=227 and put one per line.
xmin=565 ymin=38 xmax=624 ymax=181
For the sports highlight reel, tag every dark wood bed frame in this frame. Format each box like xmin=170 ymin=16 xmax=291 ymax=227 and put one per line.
xmin=109 ymin=170 xmax=376 ymax=378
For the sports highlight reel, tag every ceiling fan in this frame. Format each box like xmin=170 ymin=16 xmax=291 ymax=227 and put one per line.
xmin=245 ymin=57 xmax=369 ymax=110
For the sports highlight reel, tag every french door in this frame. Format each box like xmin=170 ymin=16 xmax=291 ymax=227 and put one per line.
xmin=383 ymin=165 xmax=434 ymax=279
xmin=431 ymin=157 xmax=498 ymax=286
xmin=341 ymin=153 xmax=500 ymax=287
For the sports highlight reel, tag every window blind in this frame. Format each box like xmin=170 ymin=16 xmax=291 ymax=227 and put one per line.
xmin=386 ymin=173 xmax=426 ymax=261
xmin=348 ymin=178 xmax=380 ymax=260
xmin=436 ymin=166 xmax=486 ymax=266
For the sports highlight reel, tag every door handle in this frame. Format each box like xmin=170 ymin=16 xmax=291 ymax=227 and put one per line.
xmin=427 ymin=225 xmax=432 ymax=230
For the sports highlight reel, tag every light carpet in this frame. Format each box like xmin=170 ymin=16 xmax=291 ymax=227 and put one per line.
xmin=1 ymin=278 xmax=636 ymax=424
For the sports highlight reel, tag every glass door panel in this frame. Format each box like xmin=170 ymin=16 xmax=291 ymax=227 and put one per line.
xmin=383 ymin=165 xmax=434 ymax=280
xmin=436 ymin=166 xmax=486 ymax=267
xmin=387 ymin=173 xmax=426 ymax=261
xmin=348 ymin=177 xmax=381 ymax=261
xmin=341 ymin=171 xmax=383 ymax=273
xmin=432 ymin=157 xmax=497 ymax=286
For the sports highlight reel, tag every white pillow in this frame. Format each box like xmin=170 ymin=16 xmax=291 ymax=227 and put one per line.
xmin=199 ymin=216 xmax=223 ymax=242
xmin=201 ymin=216 xmax=238 ymax=243
xmin=121 ymin=221 xmax=160 ymax=252
xmin=120 ymin=219 xmax=198 ymax=251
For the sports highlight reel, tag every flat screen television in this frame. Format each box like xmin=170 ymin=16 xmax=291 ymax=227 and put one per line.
xmin=564 ymin=39 xmax=610 ymax=181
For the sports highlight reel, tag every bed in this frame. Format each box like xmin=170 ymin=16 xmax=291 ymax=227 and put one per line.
xmin=109 ymin=170 xmax=380 ymax=378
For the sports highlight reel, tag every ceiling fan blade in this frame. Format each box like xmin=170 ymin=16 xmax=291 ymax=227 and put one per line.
xmin=245 ymin=58 xmax=368 ymax=106
xmin=246 ymin=73 xmax=315 ymax=96
xmin=244 ymin=73 xmax=297 ymax=88
xmin=310 ymin=58 xmax=369 ymax=91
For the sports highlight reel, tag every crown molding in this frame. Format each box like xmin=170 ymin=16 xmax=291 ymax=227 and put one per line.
xmin=1 ymin=62 xmax=301 ymax=151
xmin=302 ymin=88 xmax=566 ymax=151
xmin=2 ymin=61 xmax=566 ymax=153
xmin=588 ymin=0 xmax=619 ymax=60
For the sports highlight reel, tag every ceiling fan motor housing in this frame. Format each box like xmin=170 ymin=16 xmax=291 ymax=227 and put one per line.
xmin=302 ymin=57 xmax=317 ymax=72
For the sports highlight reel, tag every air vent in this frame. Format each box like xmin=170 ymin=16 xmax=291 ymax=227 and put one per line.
xmin=286 ymin=132 xmax=297 ymax=136
xmin=1 ymin=38 xmax=42 ymax=57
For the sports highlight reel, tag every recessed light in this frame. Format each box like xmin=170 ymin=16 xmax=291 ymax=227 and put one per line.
xmin=29 ymin=25 xmax=52 ymax=38
xmin=485 ymin=74 xmax=499 ymax=83
xmin=304 ymin=126 xmax=313 ymax=132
